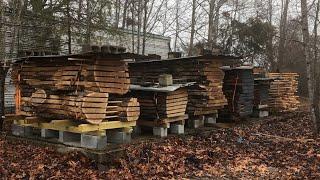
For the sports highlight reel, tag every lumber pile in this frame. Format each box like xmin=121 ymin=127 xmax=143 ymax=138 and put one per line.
xmin=253 ymin=69 xmax=272 ymax=111
xmin=21 ymin=89 xmax=108 ymax=124
xmin=106 ymin=97 xmax=140 ymax=122
xmin=13 ymin=47 xmax=141 ymax=125
xmin=219 ymin=67 xmax=254 ymax=119
xmin=18 ymin=59 xmax=130 ymax=94
xmin=134 ymin=88 xmax=188 ymax=120
xmin=187 ymin=62 xmax=227 ymax=115
xmin=129 ymin=58 xmax=228 ymax=116
xmin=267 ymin=73 xmax=299 ymax=111
xmin=254 ymin=79 xmax=271 ymax=109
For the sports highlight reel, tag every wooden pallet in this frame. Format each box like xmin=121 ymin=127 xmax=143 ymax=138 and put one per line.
xmin=137 ymin=114 xmax=188 ymax=128
xmin=14 ymin=118 xmax=135 ymax=134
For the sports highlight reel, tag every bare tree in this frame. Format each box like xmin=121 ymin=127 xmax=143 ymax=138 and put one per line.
xmin=313 ymin=0 xmax=320 ymax=133
xmin=122 ymin=0 xmax=129 ymax=28
xmin=142 ymin=0 xmax=148 ymax=55
xmin=188 ymin=0 xmax=196 ymax=56
xmin=301 ymin=0 xmax=318 ymax=132
xmin=0 ymin=0 xmax=24 ymax=131
xmin=208 ymin=0 xmax=215 ymax=50
xmin=174 ymin=0 xmax=180 ymax=52
xmin=278 ymin=0 xmax=290 ymax=69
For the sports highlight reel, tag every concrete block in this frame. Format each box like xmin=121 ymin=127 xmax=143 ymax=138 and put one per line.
xmin=205 ymin=116 xmax=217 ymax=125
xmin=259 ymin=110 xmax=269 ymax=118
xmin=41 ymin=129 xmax=59 ymax=138
xmin=170 ymin=124 xmax=184 ymax=134
xmin=107 ymin=131 xmax=131 ymax=144
xmin=12 ymin=124 xmax=32 ymax=137
xmin=58 ymin=131 xmax=81 ymax=144
xmin=153 ymin=127 xmax=167 ymax=137
xmin=81 ymin=134 xmax=108 ymax=150
xmin=159 ymin=74 xmax=173 ymax=86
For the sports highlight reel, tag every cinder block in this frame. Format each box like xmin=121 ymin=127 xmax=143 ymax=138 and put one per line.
xmin=58 ymin=131 xmax=81 ymax=143
xmin=159 ymin=74 xmax=173 ymax=86
xmin=153 ymin=127 xmax=167 ymax=137
xmin=41 ymin=129 xmax=59 ymax=138
xmin=205 ymin=117 xmax=217 ymax=125
xmin=81 ymin=134 xmax=108 ymax=150
xmin=259 ymin=110 xmax=269 ymax=118
xmin=170 ymin=124 xmax=184 ymax=134
xmin=12 ymin=124 xmax=32 ymax=137
xmin=107 ymin=131 xmax=131 ymax=144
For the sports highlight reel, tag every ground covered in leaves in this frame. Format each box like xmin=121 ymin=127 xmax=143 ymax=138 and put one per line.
xmin=1 ymin=111 xmax=320 ymax=179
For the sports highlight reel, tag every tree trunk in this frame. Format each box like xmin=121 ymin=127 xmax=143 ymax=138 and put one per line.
xmin=188 ymin=0 xmax=196 ymax=56
xmin=313 ymin=0 xmax=320 ymax=133
xmin=115 ymin=0 xmax=120 ymax=28
xmin=267 ymin=0 xmax=275 ymax=70
xmin=278 ymin=0 xmax=289 ymax=69
xmin=86 ymin=0 xmax=91 ymax=44
xmin=142 ymin=0 xmax=148 ymax=55
xmin=137 ymin=0 xmax=142 ymax=54
xmin=208 ymin=0 xmax=215 ymax=50
xmin=301 ymin=0 xmax=318 ymax=133
xmin=67 ymin=0 xmax=72 ymax=54
xmin=212 ymin=0 xmax=226 ymax=47
xmin=122 ymin=0 xmax=129 ymax=29
xmin=131 ymin=3 xmax=135 ymax=53
xmin=174 ymin=0 xmax=179 ymax=52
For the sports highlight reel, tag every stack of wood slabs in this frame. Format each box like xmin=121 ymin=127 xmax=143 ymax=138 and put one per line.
xmin=106 ymin=97 xmax=140 ymax=122
xmin=219 ymin=67 xmax=254 ymax=119
xmin=12 ymin=50 xmax=138 ymax=125
xmin=21 ymin=89 xmax=108 ymax=124
xmin=17 ymin=58 xmax=130 ymax=95
xmin=254 ymin=78 xmax=272 ymax=110
xmin=129 ymin=58 xmax=228 ymax=116
xmin=267 ymin=73 xmax=299 ymax=111
xmin=134 ymin=88 xmax=188 ymax=122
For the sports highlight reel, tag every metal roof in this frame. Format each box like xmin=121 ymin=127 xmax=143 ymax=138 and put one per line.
xmin=130 ymin=54 xmax=242 ymax=64
xmin=130 ymin=82 xmax=196 ymax=92
xmin=220 ymin=66 xmax=254 ymax=70
xmin=14 ymin=52 xmax=150 ymax=64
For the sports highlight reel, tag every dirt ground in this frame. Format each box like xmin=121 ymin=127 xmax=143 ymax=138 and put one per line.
xmin=1 ymin=108 xmax=320 ymax=179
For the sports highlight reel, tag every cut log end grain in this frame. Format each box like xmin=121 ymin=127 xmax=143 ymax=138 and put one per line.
xmin=107 ymin=97 xmax=140 ymax=122
xmin=30 ymin=89 xmax=47 ymax=106
xmin=25 ymin=89 xmax=109 ymax=124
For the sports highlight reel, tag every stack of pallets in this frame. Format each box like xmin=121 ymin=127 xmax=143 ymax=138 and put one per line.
xmin=267 ymin=73 xmax=299 ymax=111
xmin=219 ymin=67 xmax=254 ymax=120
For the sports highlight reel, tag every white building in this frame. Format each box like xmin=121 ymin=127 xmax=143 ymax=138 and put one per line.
xmin=62 ymin=28 xmax=171 ymax=59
